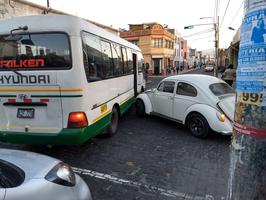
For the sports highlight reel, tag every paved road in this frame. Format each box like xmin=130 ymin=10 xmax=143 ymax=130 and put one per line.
xmin=0 ymin=68 xmax=231 ymax=200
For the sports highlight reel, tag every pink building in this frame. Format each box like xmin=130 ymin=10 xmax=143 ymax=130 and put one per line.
xmin=179 ymin=38 xmax=189 ymax=70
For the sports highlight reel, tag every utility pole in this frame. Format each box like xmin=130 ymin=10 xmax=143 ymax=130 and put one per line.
xmin=227 ymin=0 xmax=266 ymax=199
xmin=214 ymin=16 xmax=219 ymax=77
xmin=43 ymin=0 xmax=50 ymax=14
xmin=185 ymin=19 xmax=219 ymax=77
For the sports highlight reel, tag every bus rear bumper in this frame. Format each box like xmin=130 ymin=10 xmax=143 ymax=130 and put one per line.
xmin=0 ymin=124 xmax=108 ymax=145
xmin=0 ymin=111 xmax=111 ymax=145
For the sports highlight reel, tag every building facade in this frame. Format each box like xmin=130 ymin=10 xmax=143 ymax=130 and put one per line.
xmin=218 ymin=48 xmax=230 ymax=68
xmin=179 ymin=37 xmax=189 ymax=70
xmin=0 ymin=0 xmax=118 ymax=35
xmin=229 ymin=29 xmax=240 ymax=69
xmin=120 ymin=23 xmax=175 ymax=75
xmin=189 ymin=48 xmax=196 ymax=68
xmin=168 ymin=29 xmax=183 ymax=70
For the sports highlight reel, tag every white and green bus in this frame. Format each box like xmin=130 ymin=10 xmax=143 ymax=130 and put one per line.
xmin=0 ymin=14 xmax=145 ymax=145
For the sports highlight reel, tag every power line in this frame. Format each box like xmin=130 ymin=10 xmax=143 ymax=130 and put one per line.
xmin=229 ymin=1 xmax=244 ymax=26
xmin=220 ymin=0 xmax=231 ymax=27
xmin=183 ymin=29 xmax=214 ymax=38
xmin=189 ymin=35 xmax=214 ymax=41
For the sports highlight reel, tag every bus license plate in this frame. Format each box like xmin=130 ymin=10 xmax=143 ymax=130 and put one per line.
xmin=17 ymin=108 xmax=35 ymax=119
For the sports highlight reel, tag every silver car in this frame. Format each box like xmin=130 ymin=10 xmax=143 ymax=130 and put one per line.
xmin=0 ymin=149 xmax=92 ymax=200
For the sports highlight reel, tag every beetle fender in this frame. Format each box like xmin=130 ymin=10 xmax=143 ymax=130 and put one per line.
xmin=136 ymin=93 xmax=153 ymax=114
xmin=184 ymin=104 xmax=232 ymax=134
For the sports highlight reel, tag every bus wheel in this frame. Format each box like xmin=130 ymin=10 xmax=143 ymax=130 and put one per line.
xmin=107 ymin=107 xmax=119 ymax=136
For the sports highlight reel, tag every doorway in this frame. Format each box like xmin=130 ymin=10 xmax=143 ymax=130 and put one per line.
xmin=153 ymin=58 xmax=161 ymax=75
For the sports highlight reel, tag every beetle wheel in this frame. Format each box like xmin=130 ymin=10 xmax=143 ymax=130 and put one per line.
xmin=187 ymin=113 xmax=209 ymax=138
xmin=135 ymin=99 xmax=145 ymax=117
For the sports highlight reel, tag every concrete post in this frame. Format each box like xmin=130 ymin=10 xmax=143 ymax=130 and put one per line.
xmin=227 ymin=1 xmax=266 ymax=199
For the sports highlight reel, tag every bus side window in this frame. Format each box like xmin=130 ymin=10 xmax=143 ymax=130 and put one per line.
xmin=126 ymin=48 xmax=133 ymax=74
xmin=101 ymin=40 xmax=114 ymax=78
xmin=82 ymin=32 xmax=102 ymax=82
xmin=121 ymin=47 xmax=128 ymax=74
xmin=112 ymin=43 xmax=123 ymax=76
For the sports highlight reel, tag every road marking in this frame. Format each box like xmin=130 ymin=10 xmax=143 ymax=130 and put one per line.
xmin=73 ymin=167 xmax=223 ymax=200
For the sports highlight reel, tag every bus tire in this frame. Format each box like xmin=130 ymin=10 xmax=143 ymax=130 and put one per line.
xmin=135 ymin=99 xmax=145 ymax=117
xmin=107 ymin=106 xmax=119 ymax=136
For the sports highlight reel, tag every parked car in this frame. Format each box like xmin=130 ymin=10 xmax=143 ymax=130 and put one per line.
xmin=135 ymin=74 xmax=235 ymax=138
xmin=0 ymin=148 xmax=92 ymax=200
xmin=205 ymin=64 xmax=214 ymax=72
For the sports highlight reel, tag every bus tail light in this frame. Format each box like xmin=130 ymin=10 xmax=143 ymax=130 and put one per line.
xmin=67 ymin=112 xmax=88 ymax=128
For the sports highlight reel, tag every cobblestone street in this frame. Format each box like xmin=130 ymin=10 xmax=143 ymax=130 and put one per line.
xmin=0 ymin=69 xmax=232 ymax=200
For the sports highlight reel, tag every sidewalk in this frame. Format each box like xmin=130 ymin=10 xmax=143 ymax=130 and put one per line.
xmin=148 ymin=67 xmax=199 ymax=78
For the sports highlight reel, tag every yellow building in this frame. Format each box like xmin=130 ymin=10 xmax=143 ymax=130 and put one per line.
xmin=120 ymin=23 xmax=175 ymax=75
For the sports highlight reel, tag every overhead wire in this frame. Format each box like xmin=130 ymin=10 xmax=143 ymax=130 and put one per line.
xmin=229 ymin=1 xmax=244 ymax=26
xmin=183 ymin=29 xmax=214 ymax=38
xmin=190 ymin=35 xmax=214 ymax=41
xmin=220 ymin=0 xmax=231 ymax=27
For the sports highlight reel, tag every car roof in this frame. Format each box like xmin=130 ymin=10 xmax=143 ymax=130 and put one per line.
xmin=163 ymin=74 xmax=224 ymax=88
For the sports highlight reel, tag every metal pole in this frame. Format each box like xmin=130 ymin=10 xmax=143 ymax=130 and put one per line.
xmin=227 ymin=0 xmax=266 ymax=199
xmin=214 ymin=17 xmax=219 ymax=77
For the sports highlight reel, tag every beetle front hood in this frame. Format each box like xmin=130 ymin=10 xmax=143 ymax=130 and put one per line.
xmin=218 ymin=94 xmax=236 ymax=121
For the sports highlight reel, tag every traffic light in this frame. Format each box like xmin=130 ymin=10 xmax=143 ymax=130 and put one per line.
xmin=184 ymin=25 xmax=194 ymax=29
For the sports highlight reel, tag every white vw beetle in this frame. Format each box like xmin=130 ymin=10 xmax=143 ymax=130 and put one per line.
xmin=135 ymin=74 xmax=235 ymax=138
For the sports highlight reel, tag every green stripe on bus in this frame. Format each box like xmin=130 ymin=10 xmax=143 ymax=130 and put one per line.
xmin=0 ymin=95 xmax=16 ymax=97
xmin=120 ymin=96 xmax=135 ymax=115
xmin=31 ymin=95 xmax=83 ymax=98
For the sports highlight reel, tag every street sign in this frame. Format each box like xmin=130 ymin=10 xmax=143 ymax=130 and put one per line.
xmin=184 ymin=25 xmax=194 ymax=29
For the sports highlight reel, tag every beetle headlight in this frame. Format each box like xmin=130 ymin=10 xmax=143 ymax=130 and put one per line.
xmin=45 ymin=162 xmax=76 ymax=187
xmin=216 ymin=112 xmax=226 ymax=122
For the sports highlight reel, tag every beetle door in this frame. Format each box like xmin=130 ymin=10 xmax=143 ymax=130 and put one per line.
xmin=152 ymin=81 xmax=175 ymax=118
xmin=173 ymin=82 xmax=198 ymax=121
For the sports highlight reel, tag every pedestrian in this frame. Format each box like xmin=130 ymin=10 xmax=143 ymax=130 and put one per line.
xmin=176 ymin=65 xmax=179 ymax=74
xmin=170 ymin=66 xmax=174 ymax=75
xmin=144 ymin=63 xmax=149 ymax=82
xmin=221 ymin=64 xmax=236 ymax=86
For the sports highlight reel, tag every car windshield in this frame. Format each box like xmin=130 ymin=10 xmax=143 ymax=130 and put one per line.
xmin=209 ymin=82 xmax=235 ymax=96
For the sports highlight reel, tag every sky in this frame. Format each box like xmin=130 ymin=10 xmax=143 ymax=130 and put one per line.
xmin=27 ymin=0 xmax=244 ymax=51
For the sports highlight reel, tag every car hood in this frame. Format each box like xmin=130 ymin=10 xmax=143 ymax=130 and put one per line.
xmin=218 ymin=94 xmax=236 ymax=121
xmin=0 ymin=148 xmax=60 ymax=180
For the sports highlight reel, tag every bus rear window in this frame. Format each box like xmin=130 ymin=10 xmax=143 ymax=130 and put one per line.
xmin=0 ymin=33 xmax=71 ymax=70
